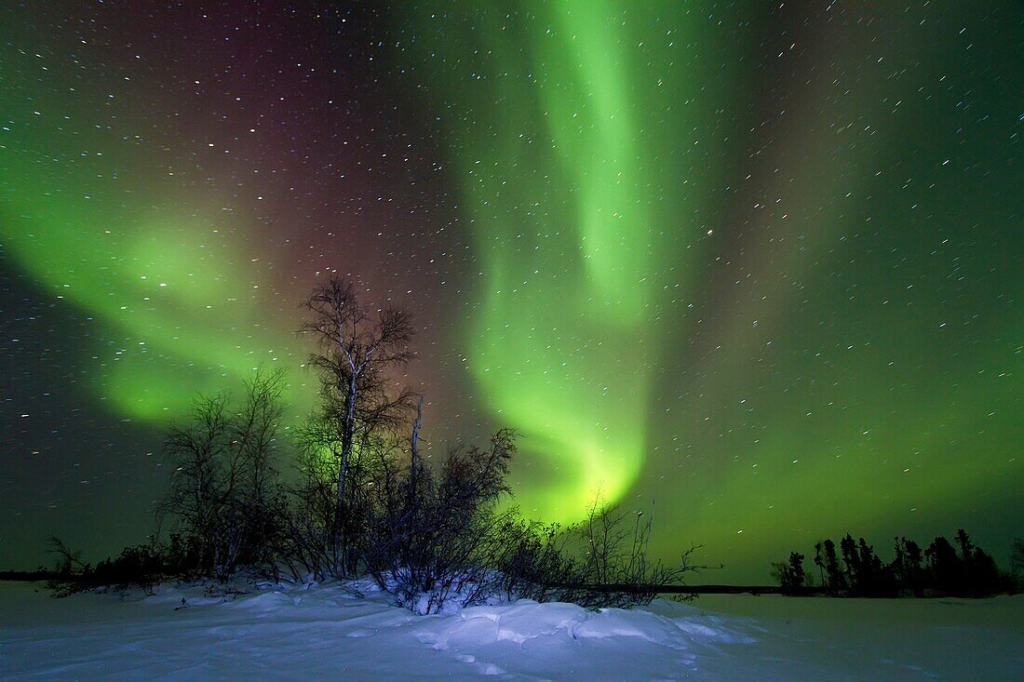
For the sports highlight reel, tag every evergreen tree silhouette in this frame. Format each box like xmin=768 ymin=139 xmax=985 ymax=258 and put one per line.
xmin=814 ymin=542 xmax=825 ymax=588
xmin=926 ymin=536 xmax=962 ymax=596
xmin=892 ymin=537 xmax=906 ymax=588
xmin=970 ymin=547 xmax=1000 ymax=596
xmin=823 ymin=539 xmax=844 ymax=594
xmin=840 ymin=534 xmax=860 ymax=593
xmin=903 ymin=539 xmax=924 ymax=596
xmin=789 ymin=552 xmax=806 ymax=590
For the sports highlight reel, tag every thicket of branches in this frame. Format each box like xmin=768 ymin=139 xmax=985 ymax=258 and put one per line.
xmin=47 ymin=275 xmax=696 ymax=612
xmin=774 ymin=530 xmax=1017 ymax=597
xmin=496 ymin=502 xmax=697 ymax=609
xmin=159 ymin=367 xmax=289 ymax=581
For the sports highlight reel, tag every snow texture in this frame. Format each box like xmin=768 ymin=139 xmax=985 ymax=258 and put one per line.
xmin=0 ymin=580 xmax=1020 ymax=680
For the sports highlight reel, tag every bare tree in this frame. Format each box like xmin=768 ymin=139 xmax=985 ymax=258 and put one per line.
xmin=361 ymin=428 xmax=518 ymax=613
xmin=299 ymin=275 xmax=416 ymax=571
xmin=231 ymin=367 xmax=287 ymax=571
xmin=162 ymin=393 xmax=229 ymax=573
xmin=161 ymin=367 xmax=287 ymax=579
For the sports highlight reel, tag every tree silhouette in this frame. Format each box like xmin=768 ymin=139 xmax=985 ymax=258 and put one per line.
xmin=299 ymin=275 xmax=416 ymax=575
xmin=783 ymin=552 xmax=806 ymax=592
xmin=823 ymin=538 xmax=844 ymax=594
xmin=814 ymin=541 xmax=825 ymax=587
xmin=161 ymin=367 xmax=287 ymax=579
xmin=780 ymin=531 xmax=1003 ymax=598
xmin=840 ymin=534 xmax=861 ymax=592
xmin=970 ymin=546 xmax=1000 ymax=596
xmin=925 ymin=536 xmax=961 ymax=596
xmin=903 ymin=539 xmax=924 ymax=596
xmin=893 ymin=537 xmax=925 ymax=596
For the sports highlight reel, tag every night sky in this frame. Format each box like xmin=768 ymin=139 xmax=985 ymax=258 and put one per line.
xmin=1 ymin=2 xmax=1021 ymax=582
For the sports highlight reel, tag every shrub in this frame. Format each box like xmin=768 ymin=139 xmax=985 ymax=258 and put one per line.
xmin=497 ymin=501 xmax=696 ymax=608
xmin=360 ymin=430 xmax=517 ymax=613
xmin=160 ymin=368 xmax=287 ymax=580
xmin=358 ymin=429 xmax=695 ymax=613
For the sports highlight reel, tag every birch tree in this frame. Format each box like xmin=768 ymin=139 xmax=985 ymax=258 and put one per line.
xmin=300 ymin=275 xmax=415 ymax=522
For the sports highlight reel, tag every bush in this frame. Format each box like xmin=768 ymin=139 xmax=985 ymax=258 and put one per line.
xmin=160 ymin=368 xmax=287 ymax=581
xmin=773 ymin=552 xmax=806 ymax=594
xmin=356 ymin=429 xmax=695 ymax=613
xmin=499 ymin=503 xmax=697 ymax=608
xmin=46 ymin=535 xmax=200 ymax=597
xmin=360 ymin=429 xmax=517 ymax=613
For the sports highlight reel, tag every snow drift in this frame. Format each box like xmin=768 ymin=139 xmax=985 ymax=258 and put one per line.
xmin=1 ymin=580 xmax=1020 ymax=680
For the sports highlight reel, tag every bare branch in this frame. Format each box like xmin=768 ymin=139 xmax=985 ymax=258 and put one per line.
xmin=297 ymin=275 xmax=416 ymax=577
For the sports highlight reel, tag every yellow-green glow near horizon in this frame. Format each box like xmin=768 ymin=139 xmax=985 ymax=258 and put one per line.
xmin=408 ymin=2 xmax=713 ymax=518
xmin=404 ymin=1 xmax=1022 ymax=550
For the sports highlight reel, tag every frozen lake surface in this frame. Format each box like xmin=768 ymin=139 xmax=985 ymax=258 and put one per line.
xmin=1 ymin=580 xmax=1020 ymax=680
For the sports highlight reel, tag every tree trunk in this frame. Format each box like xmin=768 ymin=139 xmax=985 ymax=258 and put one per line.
xmin=409 ymin=397 xmax=423 ymax=507
xmin=338 ymin=374 xmax=358 ymax=512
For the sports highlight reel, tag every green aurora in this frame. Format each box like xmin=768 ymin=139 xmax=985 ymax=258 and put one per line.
xmin=0 ymin=1 xmax=1020 ymax=578
xmin=404 ymin=2 xmax=714 ymax=519
xmin=0 ymin=37 xmax=314 ymax=421
xmin=401 ymin=1 xmax=1022 ymax=567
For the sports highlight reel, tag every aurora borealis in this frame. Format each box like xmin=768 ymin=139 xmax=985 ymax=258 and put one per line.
xmin=1 ymin=2 xmax=1021 ymax=581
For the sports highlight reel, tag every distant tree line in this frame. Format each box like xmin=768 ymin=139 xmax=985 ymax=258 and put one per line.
xmin=774 ymin=532 xmax=1021 ymax=598
xmin=46 ymin=275 xmax=696 ymax=613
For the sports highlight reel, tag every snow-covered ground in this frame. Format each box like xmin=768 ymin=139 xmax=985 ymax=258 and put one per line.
xmin=1 ymin=580 xmax=1020 ymax=681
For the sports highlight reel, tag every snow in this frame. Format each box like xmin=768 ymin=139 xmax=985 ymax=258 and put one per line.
xmin=1 ymin=580 xmax=1020 ymax=680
